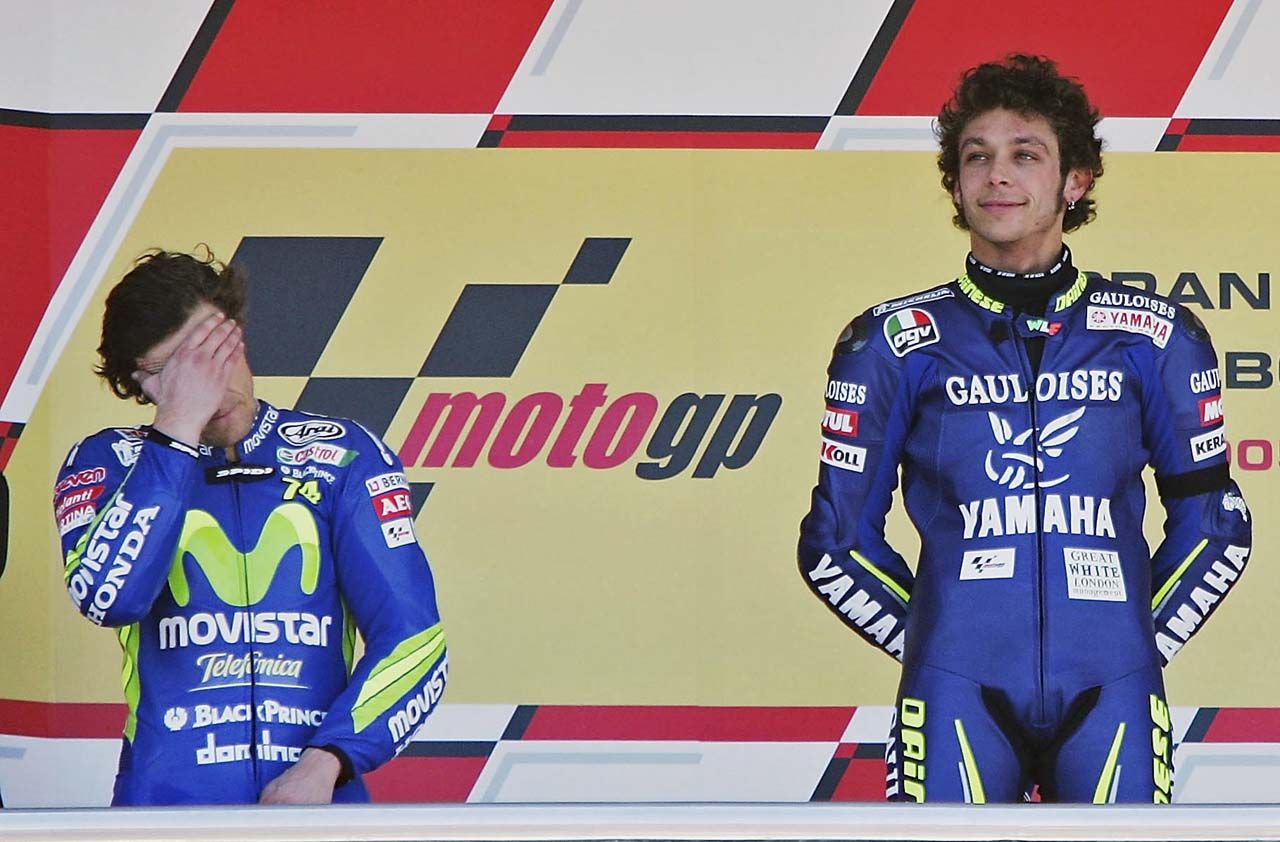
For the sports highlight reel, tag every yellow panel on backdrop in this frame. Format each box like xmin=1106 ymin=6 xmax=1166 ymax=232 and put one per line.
xmin=2 ymin=149 xmax=1275 ymax=708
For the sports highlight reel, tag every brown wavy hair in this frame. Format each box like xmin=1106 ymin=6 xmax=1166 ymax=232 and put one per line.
xmin=936 ymin=54 xmax=1104 ymax=233
xmin=95 ymin=248 xmax=247 ymax=404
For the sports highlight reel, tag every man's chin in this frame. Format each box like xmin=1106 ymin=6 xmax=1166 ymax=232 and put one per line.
xmin=200 ymin=412 xmax=254 ymax=449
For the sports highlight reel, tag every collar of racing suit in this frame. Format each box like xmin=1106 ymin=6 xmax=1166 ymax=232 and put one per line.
xmin=963 ymin=246 xmax=1078 ymax=317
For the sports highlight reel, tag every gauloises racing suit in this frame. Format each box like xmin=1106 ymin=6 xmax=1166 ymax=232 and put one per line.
xmin=798 ymin=248 xmax=1252 ymax=803
xmin=53 ymin=401 xmax=447 ymax=805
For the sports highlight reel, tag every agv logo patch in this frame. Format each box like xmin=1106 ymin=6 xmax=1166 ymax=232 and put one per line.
xmin=883 ymin=308 xmax=939 ymax=357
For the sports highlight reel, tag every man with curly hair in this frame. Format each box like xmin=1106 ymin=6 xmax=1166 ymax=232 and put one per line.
xmin=799 ymin=55 xmax=1251 ymax=802
xmin=53 ymin=250 xmax=448 ymax=805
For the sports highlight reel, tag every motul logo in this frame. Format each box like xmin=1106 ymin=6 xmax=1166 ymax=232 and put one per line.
xmin=1199 ymin=395 xmax=1224 ymax=426
xmin=821 ymin=406 xmax=858 ymax=438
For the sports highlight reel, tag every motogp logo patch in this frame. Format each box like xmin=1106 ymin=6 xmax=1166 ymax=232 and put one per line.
xmin=883 ymin=308 xmax=939 ymax=357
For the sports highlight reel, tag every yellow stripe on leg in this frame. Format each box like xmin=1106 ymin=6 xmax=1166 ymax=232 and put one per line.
xmin=1093 ymin=722 xmax=1127 ymax=804
xmin=953 ymin=718 xmax=986 ymax=804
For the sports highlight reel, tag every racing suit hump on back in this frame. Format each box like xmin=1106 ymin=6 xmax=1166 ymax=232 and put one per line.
xmin=54 ymin=402 xmax=447 ymax=805
xmin=798 ymin=262 xmax=1251 ymax=803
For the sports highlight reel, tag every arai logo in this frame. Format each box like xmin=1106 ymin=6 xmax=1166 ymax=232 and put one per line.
xmin=278 ymin=420 xmax=346 ymax=446
xmin=883 ymin=308 xmax=940 ymax=357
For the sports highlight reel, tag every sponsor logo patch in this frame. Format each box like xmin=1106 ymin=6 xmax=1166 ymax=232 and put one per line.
xmin=366 ymin=471 xmax=410 ymax=496
xmin=1085 ymin=306 xmax=1172 ymax=348
xmin=1063 ymin=547 xmax=1126 ymax=602
xmin=282 ymin=464 xmax=338 ymax=484
xmin=276 ymin=444 xmax=355 ymax=467
xmin=1025 ymin=318 xmax=1062 ymax=336
xmin=112 ymin=438 xmax=142 ymax=466
xmin=872 ymin=287 xmax=954 ymax=316
xmin=945 ymin=371 xmax=1123 ymax=406
xmin=55 ymin=467 xmax=106 ymax=496
xmin=373 ymin=490 xmax=413 ymax=522
xmin=381 ymin=517 xmax=417 ymax=548
xmin=1190 ymin=367 xmax=1220 ymax=394
xmin=1198 ymin=394 xmax=1223 ymax=426
xmin=1222 ymin=491 xmax=1249 ymax=522
xmin=55 ymin=484 xmax=104 ymax=518
xmin=984 ymin=406 xmax=1085 ymax=490
xmin=819 ymin=438 xmax=866 ymax=473
xmin=825 ymin=380 xmax=867 ymax=405
xmin=883 ymin=308 xmax=940 ymax=357
xmin=164 ymin=707 xmax=188 ymax=731
xmin=821 ymin=406 xmax=859 ymax=439
xmin=960 ymin=548 xmax=1016 ymax=580
xmin=278 ymin=420 xmax=346 ymax=446
xmin=242 ymin=406 xmax=280 ymax=454
xmin=196 ymin=730 xmax=302 ymax=766
xmin=1088 ymin=290 xmax=1176 ymax=319
xmin=1190 ymin=427 xmax=1227 ymax=462
xmin=57 ymin=503 xmax=96 ymax=536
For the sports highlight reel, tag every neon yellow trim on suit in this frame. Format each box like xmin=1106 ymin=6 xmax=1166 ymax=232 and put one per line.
xmin=118 ymin=624 xmax=141 ymax=742
xmin=1093 ymin=722 xmax=1127 ymax=803
xmin=849 ymin=550 xmax=910 ymax=604
xmin=953 ymin=719 xmax=986 ymax=804
xmin=351 ymin=624 xmax=445 ymax=733
xmin=1152 ymin=539 xmax=1209 ymax=610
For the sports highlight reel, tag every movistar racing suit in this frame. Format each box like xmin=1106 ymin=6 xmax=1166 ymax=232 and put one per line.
xmin=798 ymin=252 xmax=1252 ymax=803
xmin=54 ymin=401 xmax=447 ymax=805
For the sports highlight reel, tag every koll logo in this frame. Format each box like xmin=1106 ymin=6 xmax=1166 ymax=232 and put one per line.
xmin=884 ymin=308 xmax=940 ymax=357
xmin=819 ymin=438 xmax=866 ymax=473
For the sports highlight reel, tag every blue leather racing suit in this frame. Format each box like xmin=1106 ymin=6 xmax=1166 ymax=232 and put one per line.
xmin=798 ymin=256 xmax=1252 ymax=803
xmin=54 ymin=402 xmax=447 ymax=805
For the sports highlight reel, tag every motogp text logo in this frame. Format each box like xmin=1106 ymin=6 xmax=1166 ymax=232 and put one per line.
xmin=398 ymin=383 xmax=780 ymax=480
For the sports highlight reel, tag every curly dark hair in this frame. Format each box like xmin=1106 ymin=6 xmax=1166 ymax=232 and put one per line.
xmin=936 ymin=54 xmax=1103 ymax=233
xmin=96 ymin=249 xmax=247 ymax=404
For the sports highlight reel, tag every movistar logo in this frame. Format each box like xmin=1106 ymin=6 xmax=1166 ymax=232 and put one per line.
xmin=168 ymin=503 xmax=320 ymax=607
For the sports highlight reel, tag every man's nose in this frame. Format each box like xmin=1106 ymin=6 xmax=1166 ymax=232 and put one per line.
xmin=987 ymin=155 xmax=1013 ymax=185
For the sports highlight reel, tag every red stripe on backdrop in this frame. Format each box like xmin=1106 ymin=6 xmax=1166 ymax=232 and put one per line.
xmin=365 ymin=755 xmax=487 ymax=803
xmin=0 ymin=437 xmax=17 ymax=471
xmin=0 ymin=699 xmax=126 ymax=739
xmin=498 ymin=131 xmax=822 ymax=149
xmin=0 ymin=126 xmax=138 ymax=416
xmin=830 ymin=757 xmax=886 ymax=802
xmin=1202 ymin=708 xmax=1280 ymax=742
xmin=179 ymin=0 xmax=554 ymax=113
xmin=857 ymin=0 xmax=1233 ymax=118
xmin=521 ymin=706 xmax=855 ymax=742
xmin=1176 ymin=135 xmax=1280 ymax=152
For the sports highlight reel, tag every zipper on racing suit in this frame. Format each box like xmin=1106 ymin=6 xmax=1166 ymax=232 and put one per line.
xmin=225 ymin=450 xmax=262 ymax=794
xmin=1009 ymin=315 xmax=1048 ymax=723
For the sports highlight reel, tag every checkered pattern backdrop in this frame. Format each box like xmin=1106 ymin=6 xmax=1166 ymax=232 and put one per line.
xmin=2 ymin=0 xmax=1278 ymax=807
